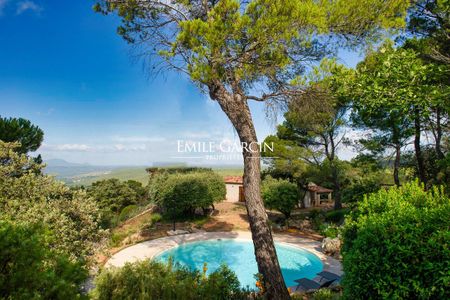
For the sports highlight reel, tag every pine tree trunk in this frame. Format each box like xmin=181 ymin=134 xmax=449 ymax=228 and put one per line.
xmin=296 ymin=179 xmax=305 ymax=208
xmin=394 ymin=144 xmax=401 ymax=187
xmin=414 ymin=108 xmax=427 ymax=186
xmin=209 ymin=83 xmax=290 ymax=300
xmin=332 ymin=167 xmax=342 ymax=210
xmin=435 ymin=108 xmax=444 ymax=159
xmin=327 ymin=138 xmax=341 ymax=209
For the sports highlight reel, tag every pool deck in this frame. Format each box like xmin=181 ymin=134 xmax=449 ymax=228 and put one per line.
xmin=105 ymin=231 xmax=342 ymax=276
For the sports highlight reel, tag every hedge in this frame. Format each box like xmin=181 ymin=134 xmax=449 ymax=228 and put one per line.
xmin=342 ymin=181 xmax=450 ymax=299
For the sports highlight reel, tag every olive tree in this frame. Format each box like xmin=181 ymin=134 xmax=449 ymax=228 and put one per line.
xmin=261 ymin=176 xmax=298 ymax=219
xmin=158 ymin=171 xmax=225 ymax=227
xmin=95 ymin=1 xmax=411 ymax=297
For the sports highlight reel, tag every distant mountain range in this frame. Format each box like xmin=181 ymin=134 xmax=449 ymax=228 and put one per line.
xmin=43 ymin=159 xmax=243 ymax=186
xmin=44 ymin=159 xmax=116 ymax=184
xmin=44 ymin=159 xmax=93 ymax=167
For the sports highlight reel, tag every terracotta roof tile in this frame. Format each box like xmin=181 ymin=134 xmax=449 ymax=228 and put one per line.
xmin=306 ymin=182 xmax=333 ymax=193
xmin=224 ymin=176 xmax=243 ymax=184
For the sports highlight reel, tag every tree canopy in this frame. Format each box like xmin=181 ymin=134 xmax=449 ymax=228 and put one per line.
xmin=406 ymin=0 xmax=450 ymax=64
xmin=0 ymin=116 xmax=44 ymax=154
xmin=345 ymin=42 xmax=449 ymax=186
xmin=95 ymin=0 xmax=411 ymax=101
xmin=96 ymin=0 xmax=413 ymax=297
xmin=263 ymin=59 xmax=351 ymax=208
xmin=0 ymin=141 xmax=105 ymax=260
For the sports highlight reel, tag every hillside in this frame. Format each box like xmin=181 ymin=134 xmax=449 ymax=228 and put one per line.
xmin=44 ymin=159 xmax=243 ymax=186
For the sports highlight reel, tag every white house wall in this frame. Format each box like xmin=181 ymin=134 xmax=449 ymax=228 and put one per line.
xmin=225 ymin=184 xmax=240 ymax=202
xmin=303 ymin=191 xmax=312 ymax=208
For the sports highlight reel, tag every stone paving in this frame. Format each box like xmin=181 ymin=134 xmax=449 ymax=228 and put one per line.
xmin=106 ymin=231 xmax=342 ymax=276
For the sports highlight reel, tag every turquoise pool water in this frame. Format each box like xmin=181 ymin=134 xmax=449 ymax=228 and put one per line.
xmin=156 ymin=239 xmax=323 ymax=288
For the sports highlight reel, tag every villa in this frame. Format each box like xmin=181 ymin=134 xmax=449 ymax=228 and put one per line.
xmin=224 ymin=176 xmax=244 ymax=202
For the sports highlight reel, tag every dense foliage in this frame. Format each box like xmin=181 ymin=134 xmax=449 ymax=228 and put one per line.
xmin=147 ymin=167 xmax=216 ymax=203
xmin=96 ymin=0 xmax=414 ymax=296
xmin=87 ymin=178 xmax=146 ymax=228
xmin=91 ymin=259 xmax=246 ymax=300
xmin=0 ymin=142 xmax=104 ymax=260
xmin=346 ymin=42 xmax=449 ymax=186
xmin=402 ymin=146 xmax=450 ymax=189
xmin=406 ymin=0 xmax=449 ymax=64
xmin=157 ymin=171 xmax=225 ymax=220
xmin=341 ymin=176 xmax=380 ymax=204
xmin=0 ymin=221 xmax=88 ymax=300
xmin=0 ymin=116 xmax=43 ymax=154
xmin=261 ymin=177 xmax=299 ymax=218
xmin=342 ymin=181 xmax=450 ymax=299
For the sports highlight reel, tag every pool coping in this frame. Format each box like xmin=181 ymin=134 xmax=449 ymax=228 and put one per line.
xmin=105 ymin=231 xmax=342 ymax=277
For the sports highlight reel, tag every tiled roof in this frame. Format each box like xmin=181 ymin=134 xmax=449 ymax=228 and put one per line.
xmin=306 ymin=182 xmax=333 ymax=193
xmin=224 ymin=176 xmax=243 ymax=184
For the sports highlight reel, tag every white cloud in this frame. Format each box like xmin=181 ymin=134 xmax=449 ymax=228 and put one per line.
xmin=111 ymin=135 xmax=165 ymax=143
xmin=114 ymin=144 xmax=147 ymax=151
xmin=41 ymin=142 xmax=150 ymax=153
xmin=41 ymin=143 xmax=92 ymax=152
xmin=16 ymin=0 xmax=42 ymax=15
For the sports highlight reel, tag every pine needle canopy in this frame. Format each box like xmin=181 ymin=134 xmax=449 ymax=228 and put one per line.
xmin=95 ymin=0 xmax=411 ymax=101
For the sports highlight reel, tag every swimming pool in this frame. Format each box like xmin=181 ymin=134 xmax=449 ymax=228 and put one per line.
xmin=155 ymin=239 xmax=323 ymax=288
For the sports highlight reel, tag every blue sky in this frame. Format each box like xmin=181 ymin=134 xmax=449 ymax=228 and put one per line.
xmin=0 ymin=0 xmax=362 ymax=166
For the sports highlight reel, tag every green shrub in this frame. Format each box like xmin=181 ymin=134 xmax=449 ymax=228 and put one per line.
xmin=148 ymin=168 xmax=225 ymax=204
xmin=325 ymin=208 xmax=350 ymax=224
xmin=319 ymin=223 xmax=341 ymax=238
xmin=342 ymin=181 xmax=450 ymax=299
xmin=125 ymin=180 xmax=147 ymax=202
xmin=87 ymin=178 xmax=149 ymax=228
xmin=309 ymin=209 xmax=326 ymax=229
xmin=109 ymin=230 xmax=132 ymax=247
xmin=0 ymin=221 xmax=88 ymax=299
xmin=150 ymin=213 xmax=162 ymax=224
xmin=147 ymin=171 xmax=170 ymax=203
xmin=342 ymin=177 xmax=380 ymax=204
xmin=261 ymin=176 xmax=299 ymax=218
xmin=88 ymin=178 xmax=139 ymax=214
xmin=91 ymin=259 xmax=247 ymax=300
xmin=158 ymin=172 xmax=225 ymax=220
xmin=118 ymin=204 xmax=138 ymax=222
xmin=159 ymin=173 xmax=209 ymax=219
xmin=202 ymin=172 xmax=227 ymax=203
xmin=140 ymin=213 xmax=164 ymax=232
xmin=312 ymin=288 xmax=339 ymax=300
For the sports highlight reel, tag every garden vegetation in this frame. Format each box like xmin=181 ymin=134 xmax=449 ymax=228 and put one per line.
xmin=342 ymin=181 xmax=450 ymax=299
xmin=92 ymin=259 xmax=246 ymax=300
xmin=154 ymin=171 xmax=226 ymax=227
xmin=0 ymin=141 xmax=104 ymax=298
